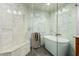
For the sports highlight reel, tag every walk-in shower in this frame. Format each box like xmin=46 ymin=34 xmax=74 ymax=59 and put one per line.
xmin=30 ymin=3 xmax=76 ymax=56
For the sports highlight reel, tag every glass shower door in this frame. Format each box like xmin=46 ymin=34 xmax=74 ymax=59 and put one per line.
xmin=57 ymin=3 xmax=76 ymax=56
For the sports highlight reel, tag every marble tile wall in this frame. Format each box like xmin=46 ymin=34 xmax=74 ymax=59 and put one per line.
xmin=0 ymin=3 xmax=30 ymax=55
xmin=50 ymin=4 xmax=76 ymax=55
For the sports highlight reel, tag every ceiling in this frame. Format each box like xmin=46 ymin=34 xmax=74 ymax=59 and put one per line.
xmin=23 ymin=3 xmax=76 ymax=12
xmin=32 ymin=3 xmax=67 ymax=12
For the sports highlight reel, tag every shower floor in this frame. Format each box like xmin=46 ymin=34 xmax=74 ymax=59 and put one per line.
xmin=27 ymin=46 xmax=52 ymax=56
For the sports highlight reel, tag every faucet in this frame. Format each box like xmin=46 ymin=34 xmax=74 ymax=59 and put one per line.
xmin=55 ymin=34 xmax=62 ymax=36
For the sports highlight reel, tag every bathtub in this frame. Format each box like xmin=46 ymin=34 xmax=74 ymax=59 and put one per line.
xmin=0 ymin=41 xmax=30 ymax=56
xmin=44 ymin=35 xmax=69 ymax=56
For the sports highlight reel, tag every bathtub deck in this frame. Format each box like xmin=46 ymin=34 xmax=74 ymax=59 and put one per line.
xmin=27 ymin=46 xmax=52 ymax=56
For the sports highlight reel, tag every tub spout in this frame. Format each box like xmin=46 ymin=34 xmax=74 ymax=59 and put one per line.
xmin=55 ymin=34 xmax=62 ymax=36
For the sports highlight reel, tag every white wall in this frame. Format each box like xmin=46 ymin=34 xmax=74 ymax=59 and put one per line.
xmin=50 ymin=12 xmax=57 ymax=35
xmin=76 ymin=5 xmax=79 ymax=35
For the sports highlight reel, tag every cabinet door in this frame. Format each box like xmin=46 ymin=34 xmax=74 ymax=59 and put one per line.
xmin=76 ymin=38 xmax=79 ymax=56
xmin=76 ymin=45 xmax=79 ymax=56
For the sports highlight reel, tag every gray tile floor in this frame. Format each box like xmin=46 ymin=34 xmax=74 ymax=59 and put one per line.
xmin=27 ymin=46 xmax=53 ymax=56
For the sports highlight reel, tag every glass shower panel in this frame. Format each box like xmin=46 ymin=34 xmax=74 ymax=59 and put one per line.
xmin=49 ymin=3 xmax=58 ymax=56
xmin=58 ymin=3 xmax=76 ymax=56
xmin=31 ymin=3 xmax=57 ymax=56
xmin=32 ymin=3 xmax=50 ymax=46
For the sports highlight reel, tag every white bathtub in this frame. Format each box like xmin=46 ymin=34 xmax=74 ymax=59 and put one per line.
xmin=0 ymin=41 xmax=30 ymax=56
xmin=44 ymin=35 xmax=69 ymax=56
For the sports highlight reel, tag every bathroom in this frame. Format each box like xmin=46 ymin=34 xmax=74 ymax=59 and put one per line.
xmin=0 ymin=3 xmax=78 ymax=56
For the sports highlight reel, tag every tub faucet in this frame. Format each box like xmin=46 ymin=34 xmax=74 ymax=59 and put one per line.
xmin=55 ymin=34 xmax=62 ymax=36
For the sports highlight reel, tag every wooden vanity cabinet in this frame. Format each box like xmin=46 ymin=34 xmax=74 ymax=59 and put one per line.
xmin=76 ymin=37 xmax=79 ymax=56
